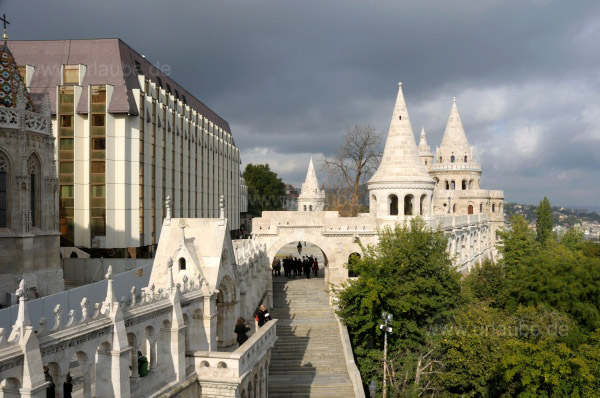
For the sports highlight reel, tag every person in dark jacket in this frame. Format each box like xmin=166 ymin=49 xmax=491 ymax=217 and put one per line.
xmin=256 ymin=305 xmax=271 ymax=327
xmin=235 ymin=317 xmax=251 ymax=346
xmin=44 ymin=366 xmax=55 ymax=398
xmin=63 ymin=373 xmax=73 ymax=398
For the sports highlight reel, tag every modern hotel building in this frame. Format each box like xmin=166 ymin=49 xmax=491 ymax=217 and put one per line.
xmin=11 ymin=39 xmax=247 ymax=255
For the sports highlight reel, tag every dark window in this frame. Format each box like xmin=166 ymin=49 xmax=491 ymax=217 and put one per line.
xmin=464 ymin=156 xmax=468 ymax=162
xmin=166 ymin=83 xmax=171 ymax=94
xmin=92 ymin=114 xmax=105 ymax=127
xmin=462 ymin=180 xmax=467 ymax=190
xmin=179 ymin=257 xmax=186 ymax=271
xmin=60 ymin=115 xmax=72 ymax=128
xmin=156 ymin=77 xmax=163 ymax=88
xmin=348 ymin=253 xmax=361 ymax=278
xmin=404 ymin=195 xmax=413 ymax=216
xmin=182 ymin=95 xmax=187 ymax=104
xmin=468 ymin=205 xmax=474 ymax=215
xmin=389 ymin=195 xmax=398 ymax=216
xmin=451 ymin=155 xmax=455 ymax=163
xmin=134 ymin=60 xmax=143 ymax=75
xmin=92 ymin=138 xmax=106 ymax=150
xmin=0 ymin=171 xmax=6 ymax=227
xmin=30 ymin=173 xmax=35 ymax=226
xmin=175 ymin=89 xmax=179 ymax=99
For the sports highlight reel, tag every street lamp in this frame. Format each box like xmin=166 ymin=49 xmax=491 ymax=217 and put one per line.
xmin=368 ymin=378 xmax=377 ymax=398
xmin=297 ymin=241 xmax=303 ymax=255
xmin=379 ymin=311 xmax=393 ymax=398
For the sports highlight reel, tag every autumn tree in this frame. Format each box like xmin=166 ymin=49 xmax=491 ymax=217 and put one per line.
xmin=321 ymin=124 xmax=383 ymax=216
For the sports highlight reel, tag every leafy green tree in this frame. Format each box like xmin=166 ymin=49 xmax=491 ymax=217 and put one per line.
xmin=242 ymin=164 xmax=286 ymax=217
xmin=335 ymin=218 xmax=462 ymax=390
xmin=535 ymin=197 xmax=553 ymax=245
xmin=463 ymin=259 xmax=508 ymax=308
xmin=498 ymin=215 xmax=539 ymax=272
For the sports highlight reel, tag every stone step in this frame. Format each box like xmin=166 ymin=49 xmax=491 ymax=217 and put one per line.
xmin=269 ymin=277 xmax=355 ymax=397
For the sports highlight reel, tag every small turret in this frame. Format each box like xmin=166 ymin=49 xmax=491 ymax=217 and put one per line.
xmin=418 ymin=126 xmax=434 ymax=171
xmin=297 ymin=157 xmax=325 ymax=211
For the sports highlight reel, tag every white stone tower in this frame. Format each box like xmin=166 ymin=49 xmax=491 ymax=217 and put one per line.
xmin=367 ymin=83 xmax=435 ymax=218
xmin=297 ymin=157 xmax=325 ymax=211
xmin=432 ymin=98 xmax=482 ymax=193
xmin=418 ymin=126 xmax=434 ymax=171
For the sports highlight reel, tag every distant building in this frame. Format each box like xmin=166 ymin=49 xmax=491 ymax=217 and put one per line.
xmin=11 ymin=38 xmax=247 ymax=255
xmin=285 ymin=184 xmax=299 ymax=210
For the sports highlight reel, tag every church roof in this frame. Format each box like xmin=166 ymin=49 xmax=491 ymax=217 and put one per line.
xmin=440 ymin=98 xmax=470 ymax=151
xmin=418 ymin=126 xmax=432 ymax=154
xmin=368 ymin=83 xmax=433 ymax=185
xmin=0 ymin=41 xmax=34 ymax=111
xmin=8 ymin=38 xmax=231 ymax=134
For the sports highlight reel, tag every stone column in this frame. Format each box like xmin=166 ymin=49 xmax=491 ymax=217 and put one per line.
xmin=130 ymin=344 xmax=140 ymax=380
xmin=169 ymin=324 xmax=187 ymax=382
xmin=111 ymin=347 xmax=132 ymax=398
xmin=148 ymin=339 xmax=158 ymax=371
xmin=203 ymin=294 xmax=217 ymax=351
xmin=81 ymin=364 xmax=92 ymax=398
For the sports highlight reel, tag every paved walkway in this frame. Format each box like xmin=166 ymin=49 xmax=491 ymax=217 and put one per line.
xmin=268 ymin=274 xmax=355 ymax=397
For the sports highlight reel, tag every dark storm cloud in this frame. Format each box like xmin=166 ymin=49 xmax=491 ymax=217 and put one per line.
xmin=7 ymin=0 xmax=600 ymax=206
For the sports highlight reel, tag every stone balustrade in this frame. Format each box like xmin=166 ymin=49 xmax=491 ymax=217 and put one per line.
xmin=193 ymin=320 xmax=277 ymax=398
xmin=0 ymin=107 xmax=50 ymax=135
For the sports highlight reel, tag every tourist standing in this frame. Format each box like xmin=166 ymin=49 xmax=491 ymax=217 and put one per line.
xmin=312 ymin=258 xmax=319 ymax=276
xmin=44 ymin=366 xmax=55 ymax=398
xmin=256 ymin=305 xmax=271 ymax=327
xmin=63 ymin=373 xmax=73 ymax=398
xmin=235 ymin=317 xmax=251 ymax=346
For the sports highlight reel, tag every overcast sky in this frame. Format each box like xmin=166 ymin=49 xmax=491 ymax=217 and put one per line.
xmin=6 ymin=0 xmax=600 ymax=207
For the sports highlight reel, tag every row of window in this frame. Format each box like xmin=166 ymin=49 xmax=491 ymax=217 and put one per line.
xmin=440 ymin=155 xmax=469 ymax=163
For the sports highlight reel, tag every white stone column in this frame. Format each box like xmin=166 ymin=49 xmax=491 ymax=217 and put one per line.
xmin=130 ymin=344 xmax=139 ymax=380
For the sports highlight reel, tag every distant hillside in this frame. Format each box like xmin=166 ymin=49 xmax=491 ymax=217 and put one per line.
xmin=505 ymin=202 xmax=600 ymax=227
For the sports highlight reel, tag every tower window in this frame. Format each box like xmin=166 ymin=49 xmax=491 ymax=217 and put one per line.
xmin=389 ymin=195 xmax=398 ymax=216
xmin=464 ymin=156 xmax=468 ymax=162
xmin=399 ymin=116 xmax=402 ymax=120
xmin=451 ymin=155 xmax=455 ymax=163
xmin=134 ymin=60 xmax=143 ymax=75
xmin=179 ymin=257 xmax=186 ymax=271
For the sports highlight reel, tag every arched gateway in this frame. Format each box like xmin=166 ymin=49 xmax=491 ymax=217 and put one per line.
xmin=253 ymin=82 xmax=503 ymax=278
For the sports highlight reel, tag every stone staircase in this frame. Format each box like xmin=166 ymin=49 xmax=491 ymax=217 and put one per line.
xmin=268 ymin=275 xmax=356 ymax=397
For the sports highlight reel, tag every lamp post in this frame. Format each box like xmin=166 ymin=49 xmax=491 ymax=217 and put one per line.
xmin=297 ymin=241 xmax=303 ymax=256
xmin=368 ymin=378 xmax=377 ymax=398
xmin=380 ymin=311 xmax=393 ymax=398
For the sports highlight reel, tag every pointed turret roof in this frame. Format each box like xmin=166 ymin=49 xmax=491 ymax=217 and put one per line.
xmin=300 ymin=157 xmax=320 ymax=195
xmin=368 ymin=83 xmax=433 ymax=185
xmin=440 ymin=98 xmax=469 ymax=150
xmin=418 ymin=126 xmax=432 ymax=154
xmin=0 ymin=41 xmax=34 ymax=110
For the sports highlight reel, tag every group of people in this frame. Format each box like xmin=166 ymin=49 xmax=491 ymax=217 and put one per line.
xmin=272 ymin=255 xmax=319 ymax=279
xmin=44 ymin=366 xmax=72 ymax=398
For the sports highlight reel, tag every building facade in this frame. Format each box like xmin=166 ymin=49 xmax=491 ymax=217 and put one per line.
xmin=253 ymin=82 xmax=504 ymax=284
xmin=0 ymin=40 xmax=63 ymax=305
xmin=10 ymin=39 xmax=246 ymax=254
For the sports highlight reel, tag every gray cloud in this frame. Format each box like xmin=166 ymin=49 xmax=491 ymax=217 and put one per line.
xmin=7 ymin=0 xmax=600 ymax=206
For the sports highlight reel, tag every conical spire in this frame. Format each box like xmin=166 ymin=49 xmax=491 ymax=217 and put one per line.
xmin=369 ymin=83 xmax=433 ymax=185
xmin=418 ymin=125 xmax=431 ymax=154
xmin=440 ymin=98 xmax=470 ymax=150
xmin=301 ymin=157 xmax=320 ymax=193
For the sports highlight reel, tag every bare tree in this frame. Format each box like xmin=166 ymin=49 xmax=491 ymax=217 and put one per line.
xmin=321 ymin=124 xmax=383 ymax=216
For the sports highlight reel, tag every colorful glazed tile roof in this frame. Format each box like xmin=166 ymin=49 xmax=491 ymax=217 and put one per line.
xmin=0 ymin=41 xmax=34 ymax=111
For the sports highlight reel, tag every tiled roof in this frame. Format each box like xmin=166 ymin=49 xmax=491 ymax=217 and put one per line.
xmin=0 ymin=41 xmax=34 ymax=111
xmin=8 ymin=38 xmax=231 ymax=133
